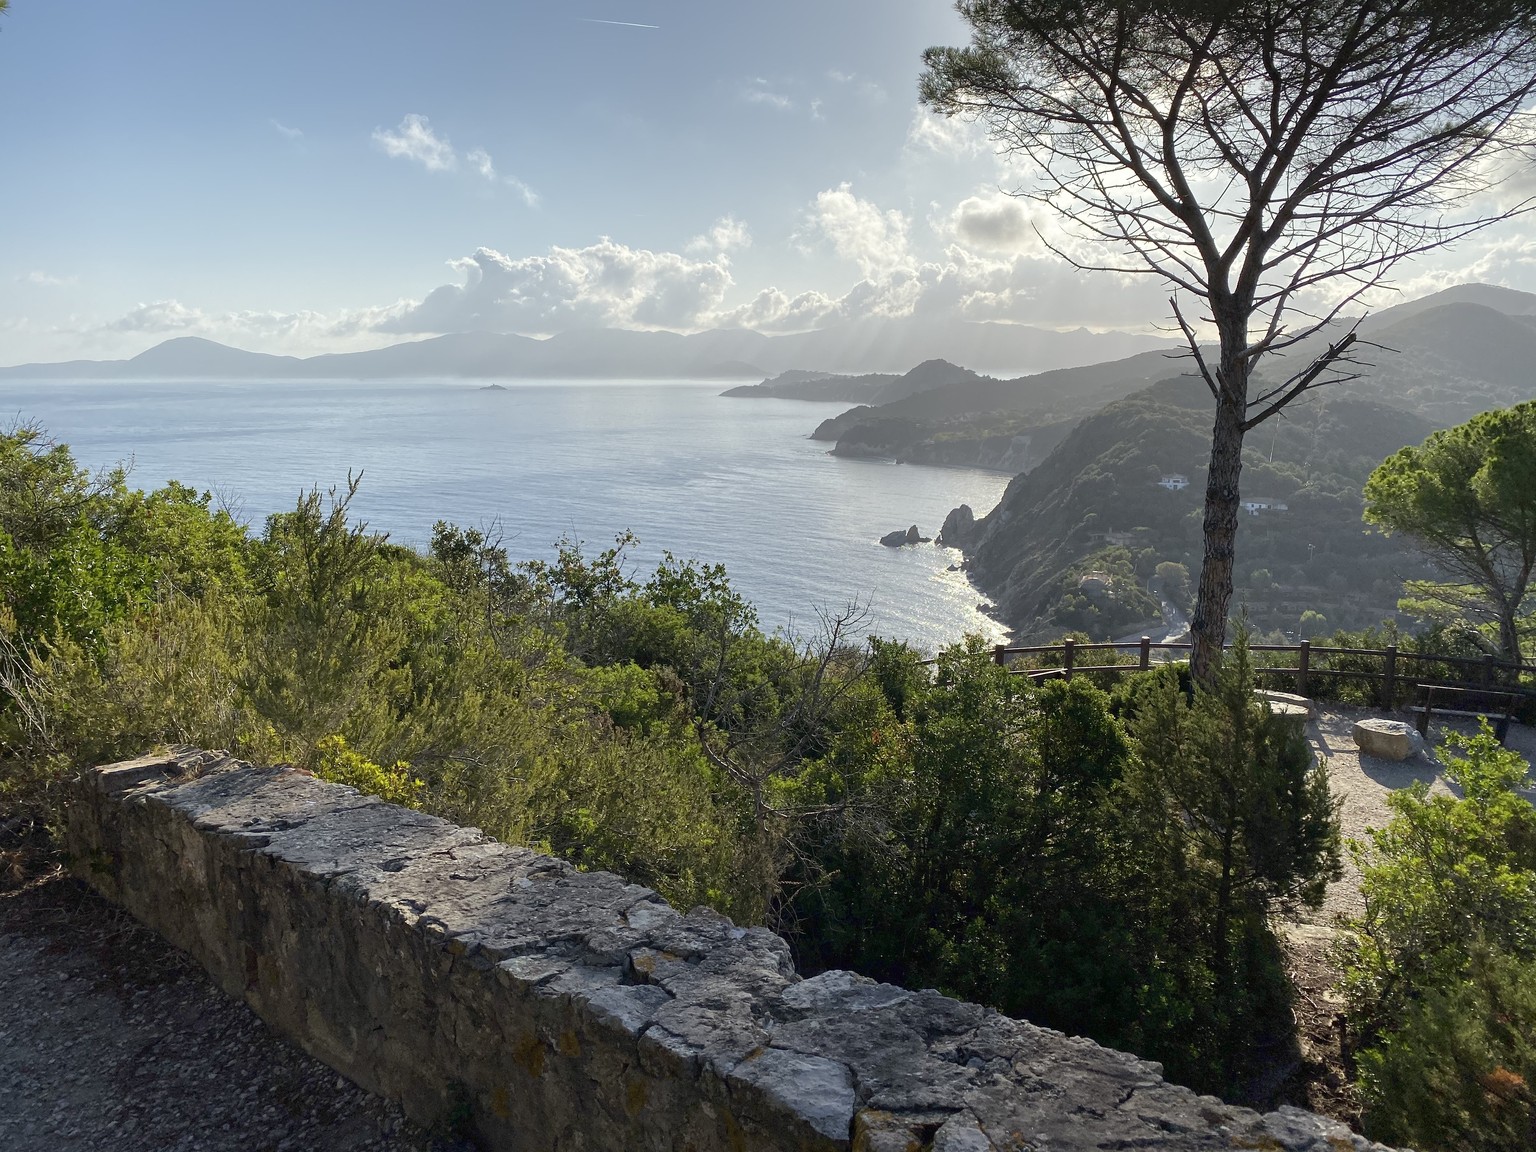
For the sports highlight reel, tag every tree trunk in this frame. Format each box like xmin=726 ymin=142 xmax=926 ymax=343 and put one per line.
xmin=1190 ymin=388 xmax=1247 ymax=682
xmin=1499 ymin=603 xmax=1521 ymax=665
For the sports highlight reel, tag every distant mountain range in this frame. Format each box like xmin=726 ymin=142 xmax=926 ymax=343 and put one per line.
xmin=0 ymin=316 xmax=1174 ymax=382
xmin=742 ymin=283 xmax=1536 ymax=474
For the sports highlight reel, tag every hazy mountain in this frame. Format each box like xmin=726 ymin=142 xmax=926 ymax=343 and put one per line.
xmin=721 ymin=369 xmax=904 ymax=402
xmin=726 ymin=358 xmax=989 ymax=405
xmin=806 ymin=284 xmax=1536 ymax=468
xmin=0 ymin=317 xmax=1173 ymax=381
xmin=1358 ymin=282 xmax=1536 ymax=329
xmin=802 ymin=346 xmax=1186 ymax=471
xmin=1248 ymin=285 xmax=1536 ymax=426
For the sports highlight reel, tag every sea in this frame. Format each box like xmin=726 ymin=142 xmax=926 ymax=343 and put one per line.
xmin=0 ymin=378 xmax=1013 ymax=654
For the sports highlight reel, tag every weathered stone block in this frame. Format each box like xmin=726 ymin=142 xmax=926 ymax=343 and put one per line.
xmin=1257 ymin=689 xmax=1318 ymax=720
xmin=1353 ymin=718 xmax=1420 ymax=761
xmin=65 ymin=747 xmax=1401 ymax=1151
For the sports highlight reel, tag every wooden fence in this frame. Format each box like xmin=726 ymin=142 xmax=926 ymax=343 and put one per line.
xmin=992 ymin=638 xmax=1536 ymax=709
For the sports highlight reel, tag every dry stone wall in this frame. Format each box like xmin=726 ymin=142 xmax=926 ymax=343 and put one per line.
xmin=65 ymin=747 xmax=1395 ymax=1151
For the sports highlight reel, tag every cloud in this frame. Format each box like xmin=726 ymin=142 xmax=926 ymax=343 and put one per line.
xmin=377 ymin=241 xmax=736 ymax=335
xmin=944 ymin=192 xmax=1045 ymax=255
xmin=19 ymin=270 xmax=77 ymax=287
xmin=372 ymin=113 xmax=457 ymax=172
xmin=811 ymin=183 xmax=911 ymax=279
xmin=270 ymin=119 xmax=303 ymax=140
xmin=825 ymin=69 xmax=886 ymax=105
xmin=742 ymin=79 xmax=792 ymax=111
xmin=505 ymin=176 xmax=540 ymax=208
xmin=716 ymin=287 xmax=845 ymax=332
xmin=716 ymin=184 xmax=1165 ymax=333
xmin=371 ymin=119 xmax=537 ymax=204
xmin=907 ymin=108 xmax=989 ymax=159
xmin=90 ymin=187 xmax=1178 ymax=361
xmin=466 ymin=147 xmax=496 ymax=181
xmin=686 ymin=216 xmax=752 ymax=255
xmin=373 ymin=187 xmax=1165 ymax=343
xmin=100 ymin=299 xmax=415 ymax=349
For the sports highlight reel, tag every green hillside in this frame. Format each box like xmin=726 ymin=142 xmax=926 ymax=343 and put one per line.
xmin=966 ymin=377 xmax=1439 ymax=640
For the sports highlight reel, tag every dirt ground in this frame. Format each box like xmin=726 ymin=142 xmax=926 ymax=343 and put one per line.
xmin=1275 ymin=705 xmax=1536 ymax=1126
xmin=0 ymin=839 xmax=458 ymax=1152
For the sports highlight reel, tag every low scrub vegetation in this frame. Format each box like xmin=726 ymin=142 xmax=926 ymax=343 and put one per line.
xmin=6 ymin=420 xmax=1532 ymax=1141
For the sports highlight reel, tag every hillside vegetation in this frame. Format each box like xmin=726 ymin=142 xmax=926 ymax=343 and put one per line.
xmin=2 ymin=420 xmax=1340 ymax=1104
xmin=963 ymin=376 xmax=1438 ymax=640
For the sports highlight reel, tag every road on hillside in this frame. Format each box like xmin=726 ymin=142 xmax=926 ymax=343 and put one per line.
xmin=1111 ymin=579 xmax=1189 ymax=651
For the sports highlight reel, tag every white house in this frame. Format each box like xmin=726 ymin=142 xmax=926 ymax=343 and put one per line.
xmin=1158 ymin=474 xmax=1189 ymax=490
xmin=1241 ymin=497 xmax=1289 ymax=515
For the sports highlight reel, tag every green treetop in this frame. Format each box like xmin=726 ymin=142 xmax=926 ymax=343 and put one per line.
xmin=1364 ymin=401 xmax=1536 ymax=662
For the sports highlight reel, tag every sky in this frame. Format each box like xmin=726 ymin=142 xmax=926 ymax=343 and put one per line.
xmin=4 ymin=0 xmax=1535 ymax=366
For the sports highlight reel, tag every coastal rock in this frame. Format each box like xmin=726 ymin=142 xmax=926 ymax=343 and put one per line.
xmin=1353 ymin=718 xmax=1420 ymax=761
xmin=937 ymin=504 xmax=976 ymax=549
xmin=880 ymin=526 xmax=927 ymax=547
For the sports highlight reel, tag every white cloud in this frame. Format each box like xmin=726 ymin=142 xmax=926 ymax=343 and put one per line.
xmin=371 ymin=187 xmax=1167 ymax=343
xmin=372 ymin=113 xmax=457 ymax=172
xmin=824 ymin=69 xmax=886 ymax=106
xmin=377 ymin=241 xmax=736 ymax=335
xmin=943 ymin=192 xmax=1046 ymax=255
xmin=716 ymin=287 xmax=845 ymax=332
xmin=371 ymin=121 xmax=537 ymax=205
xmin=505 ymin=176 xmax=540 ymax=208
xmin=270 ymin=119 xmax=303 ymax=140
xmin=19 ymin=270 xmax=77 ymax=287
xmin=100 ymin=299 xmax=415 ymax=349
xmin=743 ymin=79 xmax=792 ymax=111
xmin=466 ymin=147 xmax=496 ymax=181
xmin=907 ymin=107 xmax=989 ymax=159
xmin=85 ymin=188 xmax=1180 ymax=360
xmin=686 ymin=216 xmax=752 ymax=255
xmin=811 ymin=183 xmax=912 ymax=280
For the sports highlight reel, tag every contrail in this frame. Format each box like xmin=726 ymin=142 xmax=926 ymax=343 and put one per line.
xmin=581 ymin=17 xmax=660 ymax=28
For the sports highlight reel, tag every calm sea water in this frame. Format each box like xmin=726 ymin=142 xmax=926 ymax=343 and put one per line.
xmin=0 ymin=378 xmax=1011 ymax=653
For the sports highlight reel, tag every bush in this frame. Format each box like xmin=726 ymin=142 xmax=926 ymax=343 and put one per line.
xmin=1340 ymin=724 xmax=1536 ymax=1149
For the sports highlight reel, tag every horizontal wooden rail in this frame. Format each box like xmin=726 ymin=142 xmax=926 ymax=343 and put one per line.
xmin=988 ymin=635 xmax=1536 ymax=708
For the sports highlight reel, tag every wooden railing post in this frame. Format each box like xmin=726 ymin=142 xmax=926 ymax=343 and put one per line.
xmin=1063 ymin=638 xmax=1076 ymax=681
xmin=1382 ymin=644 xmax=1398 ymax=710
xmin=1297 ymin=640 xmax=1311 ymax=697
xmin=1139 ymin=636 xmax=1151 ymax=670
xmin=993 ymin=644 xmax=1007 ymax=667
xmin=1482 ymin=654 xmax=1495 ymax=690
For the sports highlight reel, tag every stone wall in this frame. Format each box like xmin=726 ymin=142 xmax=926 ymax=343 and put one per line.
xmin=65 ymin=747 xmax=1393 ymax=1151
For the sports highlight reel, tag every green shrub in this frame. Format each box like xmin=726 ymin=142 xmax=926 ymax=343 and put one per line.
xmin=1340 ymin=724 xmax=1536 ymax=1148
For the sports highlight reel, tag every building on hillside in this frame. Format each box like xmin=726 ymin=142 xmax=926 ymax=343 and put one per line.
xmin=1157 ymin=473 xmax=1190 ymax=490
xmin=1241 ymin=497 xmax=1289 ymax=515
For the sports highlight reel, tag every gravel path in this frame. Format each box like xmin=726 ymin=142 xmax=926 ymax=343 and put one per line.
xmin=0 ymin=859 xmax=457 ymax=1152
xmin=1294 ymin=704 xmax=1536 ymax=928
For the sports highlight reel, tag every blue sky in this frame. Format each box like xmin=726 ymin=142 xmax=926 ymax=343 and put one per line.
xmin=3 ymin=0 xmax=1531 ymax=364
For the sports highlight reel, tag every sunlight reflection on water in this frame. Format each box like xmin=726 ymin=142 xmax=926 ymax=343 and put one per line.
xmin=1 ymin=378 xmax=1013 ymax=654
